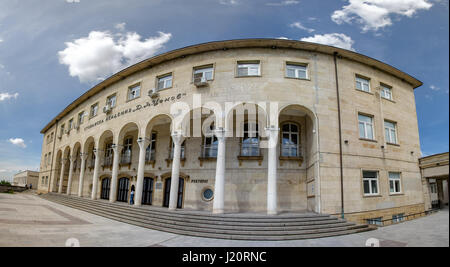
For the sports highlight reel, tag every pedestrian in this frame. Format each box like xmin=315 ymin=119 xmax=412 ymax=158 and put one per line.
xmin=130 ymin=185 xmax=135 ymax=205
xmin=30 ymin=184 xmax=32 ymax=189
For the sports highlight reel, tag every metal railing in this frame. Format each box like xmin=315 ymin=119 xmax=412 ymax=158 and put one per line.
xmin=372 ymin=209 xmax=440 ymax=227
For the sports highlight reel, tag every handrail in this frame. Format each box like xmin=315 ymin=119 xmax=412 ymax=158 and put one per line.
xmin=376 ymin=209 xmax=440 ymax=226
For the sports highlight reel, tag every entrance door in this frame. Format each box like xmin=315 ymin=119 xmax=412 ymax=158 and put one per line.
xmin=142 ymin=177 xmax=154 ymax=205
xmin=101 ymin=178 xmax=111 ymax=200
xmin=117 ymin=177 xmax=130 ymax=202
xmin=163 ymin=177 xmax=184 ymax=208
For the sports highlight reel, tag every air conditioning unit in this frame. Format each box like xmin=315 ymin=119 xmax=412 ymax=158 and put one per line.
xmin=103 ymin=105 xmax=112 ymax=114
xmin=148 ymin=88 xmax=159 ymax=99
xmin=194 ymin=73 xmax=208 ymax=87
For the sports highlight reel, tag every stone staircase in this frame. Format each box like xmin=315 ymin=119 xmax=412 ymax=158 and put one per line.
xmin=40 ymin=193 xmax=373 ymax=241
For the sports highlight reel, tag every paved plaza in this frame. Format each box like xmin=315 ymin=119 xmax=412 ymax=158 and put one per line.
xmin=0 ymin=192 xmax=448 ymax=247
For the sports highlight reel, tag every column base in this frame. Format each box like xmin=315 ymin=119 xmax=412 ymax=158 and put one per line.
xmin=134 ymin=203 xmax=141 ymax=207
xmin=267 ymin=210 xmax=278 ymax=215
xmin=213 ymin=209 xmax=224 ymax=214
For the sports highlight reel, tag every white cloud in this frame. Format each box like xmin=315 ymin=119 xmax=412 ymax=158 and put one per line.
xmin=220 ymin=0 xmax=239 ymax=5
xmin=8 ymin=138 xmax=27 ymax=148
xmin=58 ymin=30 xmax=172 ymax=83
xmin=277 ymin=36 xmax=290 ymax=40
xmin=331 ymin=0 xmax=433 ymax=32
xmin=430 ymin=85 xmax=440 ymax=91
xmin=290 ymin=22 xmax=315 ymax=33
xmin=115 ymin=22 xmax=126 ymax=31
xmin=267 ymin=0 xmax=300 ymax=6
xmin=0 ymin=92 xmax=19 ymax=101
xmin=300 ymin=33 xmax=355 ymax=51
xmin=66 ymin=0 xmax=80 ymax=3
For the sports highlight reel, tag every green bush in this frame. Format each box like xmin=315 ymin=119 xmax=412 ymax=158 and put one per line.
xmin=0 ymin=180 xmax=12 ymax=186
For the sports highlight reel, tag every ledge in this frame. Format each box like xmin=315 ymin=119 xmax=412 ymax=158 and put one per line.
xmin=119 ymin=163 xmax=131 ymax=170
xmin=279 ymin=156 xmax=304 ymax=167
xmin=145 ymin=160 xmax=156 ymax=168
xmin=198 ymin=157 xmax=217 ymax=167
xmin=359 ymin=138 xmax=377 ymax=143
xmin=165 ymin=158 xmax=186 ymax=168
xmin=237 ymin=156 xmax=263 ymax=166
xmin=386 ymin=142 xmax=400 ymax=147
xmin=363 ymin=194 xmax=382 ymax=198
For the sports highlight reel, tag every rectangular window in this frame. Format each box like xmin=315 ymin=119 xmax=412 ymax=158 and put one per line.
xmin=430 ymin=183 xmax=437 ymax=193
xmin=356 ymin=76 xmax=370 ymax=92
xmin=389 ymin=172 xmax=402 ymax=194
xmin=48 ymin=152 xmax=51 ymax=165
xmin=60 ymin=124 xmax=65 ymax=137
xmin=128 ymin=84 xmax=141 ymax=101
xmin=286 ymin=63 xmax=308 ymax=79
xmin=237 ymin=61 xmax=260 ymax=77
xmin=145 ymin=132 xmax=157 ymax=162
xmin=107 ymin=94 xmax=117 ymax=108
xmin=90 ymin=103 xmax=99 ymax=118
xmin=384 ymin=120 xmax=398 ymax=144
xmin=359 ymin=114 xmax=374 ymax=140
xmin=363 ymin=170 xmax=379 ymax=196
xmin=68 ymin=119 xmax=73 ymax=131
xmin=193 ymin=65 xmax=214 ymax=82
xmin=392 ymin=213 xmax=404 ymax=223
xmin=381 ymin=84 xmax=393 ymax=100
xmin=241 ymin=122 xmax=260 ymax=156
xmin=366 ymin=217 xmax=383 ymax=226
xmin=78 ymin=112 xmax=85 ymax=125
xmin=157 ymin=74 xmax=173 ymax=90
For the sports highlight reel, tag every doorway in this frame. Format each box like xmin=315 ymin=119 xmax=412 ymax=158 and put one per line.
xmin=117 ymin=177 xmax=130 ymax=202
xmin=101 ymin=178 xmax=111 ymax=200
xmin=163 ymin=177 xmax=184 ymax=208
xmin=142 ymin=177 xmax=154 ymax=205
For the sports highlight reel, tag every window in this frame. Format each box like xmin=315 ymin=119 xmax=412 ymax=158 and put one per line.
xmin=60 ymin=124 xmax=65 ymax=137
xmin=237 ymin=61 xmax=260 ymax=77
xmin=359 ymin=114 xmax=374 ymax=140
xmin=281 ymin=123 xmax=300 ymax=157
xmin=202 ymin=188 xmax=214 ymax=201
xmin=193 ymin=65 xmax=214 ymax=82
xmin=104 ymin=143 xmax=113 ymax=166
xmin=381 ymin=84 xmax=392 ymax=100
xmin=389 ymin=172 xmax=402 ymax=194
xmin=121 ymin=138 xmax=133 ymax=164
xmin=50 ymin=132 xmax=54 ymax=142
xmin=128 ymin=84 xmax=141 ymax=101
xmin=430 ymin=183 xmax=437 ymax=194
xmin=356 ymin=76 xmax=370 ymax=92
xmin=145 ymin=132 xmax=157 ymax=162
xmin=367 ymin=217 xmax=382 ymax=226
xmin=78 ymin=112 xmax=85 ymax=125
xmin=44 ymin=154 xmax=48 ymax=166
xmin=384 ymin=121 xmax=398 ymax=144
xmin=202 ymin=124 xmax=218 ymax=158
xmin=286 ymin=64 xmax=308 ymax=79
xmin=90 ymin=103 xmax=99 ymax=118
xmin=392 ymin=213 xmax=404 ymax=223
xmin=157 ymin=74 xmax=173 ymax=90
xmin=107 ymin=94 xmax=117 ymax=108
xmin=363 ymin=170 xmax=379 ymax=196
xmin=45 ymin=176 xmax=48 ymax=185
xmin=241 ymin=122 xmax=260 ymax=156
xmin=169 ymin=140 xmax=185 ymax=159
xmin=48 ymin=152 xmax=51 ymax=165
xmin=68 ymin=119 xmax=73 ymax=131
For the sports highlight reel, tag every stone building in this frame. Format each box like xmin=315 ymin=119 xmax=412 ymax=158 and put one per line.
xmin=13 ymin=170 xmax=39 ymax=188
xmin=37 ymin=39 xmax=429 ymax=224
xmin=420 ymin=152 xmax=449 ymax=209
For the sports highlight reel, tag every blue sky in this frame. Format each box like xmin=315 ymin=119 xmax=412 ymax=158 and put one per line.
xmin=0 ymin=0 xmax=448 ymax=181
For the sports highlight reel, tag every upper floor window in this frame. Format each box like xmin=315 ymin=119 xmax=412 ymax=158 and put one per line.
xmin=384 ymin=120 xmax=398 ymax=144
xmin=381 ymin=84 xmax=392 ymax=100
xmin=237 ymin=61 xmax=260 ymax=77
xmin=90 ymin=103 xmax=99 ymax=118
xmin=145 ymin=132 xmax=157 ymax=162
xmin=281 ymin=123 xmax=300 ymax=157
xmin=48 ymin=152 xmax=51 ymax=165
xmin=241 ymin=122 xmax=260 ymax=157
xmin=286 ymin=63 xmax=307 ymax=79
xmin=68 ymin=119 xmax=73 ymax=131
xmin=157 ymin=74 xmax=173 ymax=90
xmin=358 ymin=114 xmax=374 ymax=140
xmin=356 ymin=76 xmax=370 ymax=92
xmin=107 ymin=94 xmax=117 ymax=108
xmin=193 ymin=65 xmax=214 ymax=82
xmin=202 ymin=123 xmax=218 ymax=158
xmin=60 ymin=124 xmax=65 ymax=137
xmin=128 ymin=84 xmax=141 ymax=101
xmin=389 ymin=172 xmax=402 ymax=194
xmin=121 ymin=137 xmax=133 ymax=164
xmin=169 ymin=140 xmax=186 ymax=159
xmin=363 ymin=170 xmax=379 ymax=196
xmin=44 ymin=154 xmax=48 ymax=166
xmin=78 ymin=111 xmax=85 ymax=125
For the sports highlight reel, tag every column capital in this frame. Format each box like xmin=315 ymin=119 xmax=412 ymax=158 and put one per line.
xmin=80 ymin=153 xmax=88 ymax=161
xmin=171 ymin=131 xmax=184 ymax=145
xmin=213 ymin=127 xmax=227 ymax=140
xmin=137 ymin=137 xmax=149 ymax=149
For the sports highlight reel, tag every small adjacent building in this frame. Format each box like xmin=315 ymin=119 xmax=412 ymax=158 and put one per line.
xmin=13 ymin=170 xmax=39 ymax=188
xmin=420 ymin=152 xmax=449 ymax=209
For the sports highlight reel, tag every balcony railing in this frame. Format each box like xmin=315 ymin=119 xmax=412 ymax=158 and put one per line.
xmin=201 ymin=145 xmax=218 ymax=158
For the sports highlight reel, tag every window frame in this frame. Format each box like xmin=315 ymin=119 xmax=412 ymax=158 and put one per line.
xmin=362 ymin=170 xmax=380 ymax=196
xmin=202 ymin=123 xmax=218 ymax=158
xmin=90 ymin=103 xmax=99 ymax=118
xmin=389 ymin=172 xmax=402 ymax=195
xmin=384 ymin=120 xmax=398 ymax=145
xmin=157 ymin=73 xmax=173 ymax=91
xmin=240 ymin=122 xmax=261 ymax=157
xmin=236 ymin=61 xmax=261 ymax=77
xmin=107 ymin=93 xmax=117 ymax=108
xmin=193 ymin=64 xmax=215 ymax=82
xmin=358 ymin=113 xmax=375 ymax=140
xmin=127 ymin=83 xmax=141 ymax=101
xmin=355 ymin=75 xmax=371 ymax=93
xmin=285 ymin=62 xmax=308 ymax=80
xmin=380 ymin=83 xmax=393 ymax=100
xmin=145 ymin=132 xmax=157 ymax=162
xmin=78 ymin=111 xmax=85 ymax=126
xmin=280 ymin=122 xmax=301 ymax=158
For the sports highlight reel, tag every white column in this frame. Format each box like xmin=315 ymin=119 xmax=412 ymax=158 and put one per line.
xmin=168 ymin=131 xmax=183 ymax=210
xmin=266 ymin=127 xmax=279 ymax=215
xmin=66 ymin=156 xmax=75 ymax=195
xmin=78 ymin=153 xmax=88 ymax=197
xmin=58 ymin=159 xmax=66 ymax=194
xmin=91 ymin=149 xmax=101 ymax=200
xmin=213 ymin=128 xmax=226 ymax=214
xmin=109 ymin=144 xmax=120 ymax=203
xmin=135 ymin=137 xmax=148 ymax=206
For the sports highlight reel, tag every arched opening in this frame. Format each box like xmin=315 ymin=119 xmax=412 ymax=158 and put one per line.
xmin=117 ymin=122 xmax=140 ymax=170
xmin=145 ymin=114 xmax=173 ymax=167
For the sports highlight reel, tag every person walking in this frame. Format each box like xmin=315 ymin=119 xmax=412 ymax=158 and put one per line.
xmin=130 ymin=185 xmax=135 ymax=205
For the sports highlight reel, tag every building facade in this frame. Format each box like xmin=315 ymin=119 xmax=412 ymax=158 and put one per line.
xmin=13 ymin=170 xmax=39 ymax=188
xmin=38 ymin=39 xmax=429 ymax=224
xmin=420 ymin=152 xmax=449 ymax=209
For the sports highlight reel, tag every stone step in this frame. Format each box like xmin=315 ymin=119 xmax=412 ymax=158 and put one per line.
xmin=40 ymin=194 xmax=373 ymax=240
xmin=46 ymin=196 xmax=356 ymax=231
xmin=43 ymin=194 xmax=341 ymax=226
